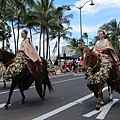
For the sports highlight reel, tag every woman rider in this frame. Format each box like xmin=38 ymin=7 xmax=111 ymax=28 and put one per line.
xmin=93 ymin=30 xmax=120 ymax=92
xmin=18 ymin=28 xmax=43 ymax=84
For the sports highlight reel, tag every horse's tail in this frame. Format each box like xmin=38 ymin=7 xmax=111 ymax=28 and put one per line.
xmin=46 ymin=75 xmax=54 ymax=93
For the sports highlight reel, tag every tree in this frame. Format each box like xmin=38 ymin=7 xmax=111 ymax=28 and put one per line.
xmin=4 ymin=0 xmax=35 ymax=53
xmin=0 ymin=17 xmax=11 ymax=49
xmin=99 ymin=19 xmax=120 ymax=54
xmin=83 ymin=32 xmax=88 ymax=46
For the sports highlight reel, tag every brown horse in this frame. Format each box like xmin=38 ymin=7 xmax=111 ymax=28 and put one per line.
xmin=0 ymin=49 xmax=53 ymax=110
xmin=82 ymin=48 xmax=120 ymax=110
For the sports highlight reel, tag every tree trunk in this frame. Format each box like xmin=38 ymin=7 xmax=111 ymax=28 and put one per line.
xmin=43 ymin=33 xmax=45 ymax=58
xmin=39 ymin=28 xmax=42 ymax=56
xmin=46 ymin=23 xmax=49 ymax=60
xmin=16 ymin=17 xmax=20 ymax=51
xmin=30 ymin=28 xmax=32 ymax=42
xmin=58 ymin=32 xmax=61 ymax=65
xmin=12 ymin=21 xmax=17 ymax=53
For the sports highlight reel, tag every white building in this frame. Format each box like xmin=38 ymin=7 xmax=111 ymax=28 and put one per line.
xmin=62 ymin=45 xmax=75 ymax=57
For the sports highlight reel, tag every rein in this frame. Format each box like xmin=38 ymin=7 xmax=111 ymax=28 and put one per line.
xmin=1 ymin=58 xmax=14 ymax=66
xmin=89 ymin=60 xmax=99 ymax=72
xmin=4 ymin=58 xmax=14 ymax=66
xmin=88 ymin=53 xmax=99 ymax=72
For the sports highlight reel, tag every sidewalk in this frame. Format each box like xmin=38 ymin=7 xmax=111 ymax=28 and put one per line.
xmin=49 ymin=70 xmax=74 ymax=77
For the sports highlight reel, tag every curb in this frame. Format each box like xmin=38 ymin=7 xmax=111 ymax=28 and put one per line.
xmin=49 ymin=72 xmax=74 ymax=78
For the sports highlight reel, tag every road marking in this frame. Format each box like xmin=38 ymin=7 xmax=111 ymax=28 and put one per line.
xmin=83 ymin=98 xmax=119 ymax=119
xmin=0 ymin=103 xmax=11 ymax=109
xmin=32 ymin=87 xmax=108 ymax=120
xmin=73 ymin=73 xmax=85 ymax=76
xmin=52 ymin=76 xmax=84 ymax=84
xmin=0 ymin=103 xmax=6 ymax=108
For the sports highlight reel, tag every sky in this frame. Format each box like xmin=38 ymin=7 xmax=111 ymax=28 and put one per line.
xmin=1 ymin=0 xmax=120 ymax=57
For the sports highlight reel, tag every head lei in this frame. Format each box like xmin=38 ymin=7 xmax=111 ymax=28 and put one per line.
xmin=98 ymin=30 xmax=107 ymax=35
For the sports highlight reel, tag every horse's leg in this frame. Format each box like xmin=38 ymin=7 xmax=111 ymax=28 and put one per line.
xmin=3 ymin=80 xmax=6 ymax=89
xmin=42 ymin=83 xmax=46 ymax=98
xmin=35 ymin=81 xmax=44 ymax=100
xmin=108 ymin=85 xmax=113 ymax=101
xmin=100 ymin=92 xmax=104 ymax=105
xmin=96 ymin=82 xmax=105 ymax=110
xmin=4 ymin=81 xmax=16 ymax=110
xmin=17 ymin=83 xmax=25 ymax=104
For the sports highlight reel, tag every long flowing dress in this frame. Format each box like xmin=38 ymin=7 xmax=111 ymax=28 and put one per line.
xmin=19 ymin=38 xmax=43 ymax=85
xmin=93 ymin=39 xmax=120 ymax=93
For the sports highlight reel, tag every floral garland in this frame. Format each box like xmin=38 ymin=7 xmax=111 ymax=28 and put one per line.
xmin=85 ymin=54 xmax=112 ymax=85
xmin=0 ymin=53 xmax=27 ymax=81
xmin=0 ymin=62 xmax=6 ymax=82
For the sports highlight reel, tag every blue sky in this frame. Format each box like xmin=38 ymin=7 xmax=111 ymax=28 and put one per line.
xmin=1 ymin=0 xmax=120 ymax=57
xmin=54 ymin=0 xmax=120 ymax=40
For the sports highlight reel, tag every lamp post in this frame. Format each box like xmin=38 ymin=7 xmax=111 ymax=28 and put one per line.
xmin=68 ymin=0 xmax=95 ymax=54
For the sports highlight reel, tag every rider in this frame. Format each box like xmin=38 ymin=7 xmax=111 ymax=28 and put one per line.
xmin=18 ymin=28 xmax=43 ymax=84
xmin=93 ymin=30 xmax=120 ymax=91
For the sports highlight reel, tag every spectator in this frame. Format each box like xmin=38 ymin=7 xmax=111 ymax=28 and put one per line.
xmin=5 ymin=43 xmax=13 ymax=53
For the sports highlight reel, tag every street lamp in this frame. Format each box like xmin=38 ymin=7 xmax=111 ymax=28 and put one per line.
xmin=68 ymin=0 xmax=95 ymax=53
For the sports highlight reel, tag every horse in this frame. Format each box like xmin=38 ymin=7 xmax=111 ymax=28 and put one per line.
xmin=82 ymin=48 xmax=120 ymax=110
xmin=0 ymin=49 xmax=54 ymax=110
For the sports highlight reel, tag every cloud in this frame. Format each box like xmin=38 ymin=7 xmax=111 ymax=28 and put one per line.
xmin=72 ymin=0 xmax=120 ymax=14
xmin=71 ymin=24 xmax=101 ymax=35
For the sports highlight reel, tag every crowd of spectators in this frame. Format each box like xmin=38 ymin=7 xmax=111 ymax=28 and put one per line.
xmin=47 ymin=58 xmax=83 ymax=76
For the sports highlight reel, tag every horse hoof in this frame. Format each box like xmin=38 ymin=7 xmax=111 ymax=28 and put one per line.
xmin=96 ymin=107 xmax=100 ymax=110
xmin=41 ymin=97 xmax=44 ymax=101
xmin=110 ymin=99 xmax=113 ymax=101
xmin=4 ymin=105 xmax=8 ymax=110
xmin=100 ymin=101 xmax=104 ymax=105
xmin=20 ymin=100 xmax=25 ymax=104
xmin=96 ymin=105 xmax=100 ymax=110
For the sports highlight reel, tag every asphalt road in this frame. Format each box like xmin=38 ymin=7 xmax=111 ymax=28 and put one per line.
xmin=0 ymin=73 xmax=120 ymax=120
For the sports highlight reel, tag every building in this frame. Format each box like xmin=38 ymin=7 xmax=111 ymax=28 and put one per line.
xmin=62 ymin=45 xmax=75 ymax=57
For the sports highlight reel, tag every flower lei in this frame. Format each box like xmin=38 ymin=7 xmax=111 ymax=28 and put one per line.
xmin=0 ymin=53 xmax=27 ymax=81
xmin=85 ymin=54 xmax=112 ymax=85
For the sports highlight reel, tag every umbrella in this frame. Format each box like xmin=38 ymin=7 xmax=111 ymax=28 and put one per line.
xmin=71 ymin=54 xmax=80 ymax=59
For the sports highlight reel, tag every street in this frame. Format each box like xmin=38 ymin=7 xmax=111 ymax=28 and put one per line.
xmin=0 ymin=73 xmax=120 ymax=120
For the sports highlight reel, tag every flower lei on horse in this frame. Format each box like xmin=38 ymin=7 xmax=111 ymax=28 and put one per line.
xmin=0 ymin=53 xmax=27 ymax=82
xmin=85 ymin=54 xmax=112 ymax=85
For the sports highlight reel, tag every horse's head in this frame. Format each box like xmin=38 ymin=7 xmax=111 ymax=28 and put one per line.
xmin=0 ymin=49 xmax=15 ymax=66
xmin=82 ymin=47 xmax=100 ymax=73
xmin=0 ymin=49 xmax=5 ymax=63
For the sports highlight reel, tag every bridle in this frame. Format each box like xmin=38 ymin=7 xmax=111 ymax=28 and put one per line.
xmin=0 ymin=54 xmax=14 ymax=66
xmin=84 ymin=52 xmax=99 ymax=72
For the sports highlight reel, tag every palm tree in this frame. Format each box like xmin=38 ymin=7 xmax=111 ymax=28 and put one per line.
xmin=83 ymin=32 xmax=88 ymax=46
xmin=99 ymin=19 xmax=120 ymax=54
xmin=4 ymin=0 xmax=35 ymax=53
xmin=51 ymin=6 xmax=73 ymax=63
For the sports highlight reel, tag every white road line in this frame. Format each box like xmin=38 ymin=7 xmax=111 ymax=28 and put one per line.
xmin=0 ymin=103 xmax=11 ymax=109
xmin=0 ymin=103 xmax=6 ymax=109
xmin=83 ymin=98 xmax=119 ymax=119
xmin=52 ymin=76 xmax=84 ymax=84
xmin=73 ymin=73 xmax=85 ymax=76
xmin=33 ymin=87 xmax=108 ymax=120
